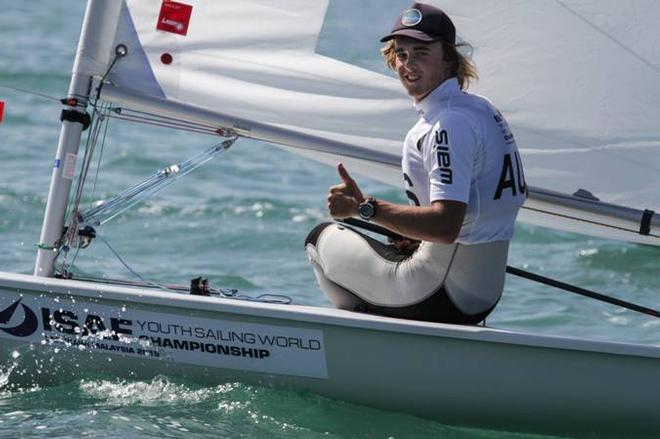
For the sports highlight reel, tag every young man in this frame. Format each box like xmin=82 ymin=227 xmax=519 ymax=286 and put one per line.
xmin=305 ymin=2 xmax=526 ymax=324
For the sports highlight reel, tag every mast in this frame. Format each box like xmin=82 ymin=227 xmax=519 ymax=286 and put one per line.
xmin=34 ymin=0 xmax=123 ymax=277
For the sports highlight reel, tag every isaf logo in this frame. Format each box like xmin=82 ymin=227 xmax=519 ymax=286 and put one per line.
xmin=0 ymin=299 xmax=132 ymax=340
xmin=0 ymin=299 xmax=38 ymax=337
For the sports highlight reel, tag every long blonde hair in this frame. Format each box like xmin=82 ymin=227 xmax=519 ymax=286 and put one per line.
xmin=380 ymin=40 xmax=478 ymax=90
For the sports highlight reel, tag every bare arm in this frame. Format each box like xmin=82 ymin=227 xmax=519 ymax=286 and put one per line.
xmin=328 ymin=163 xmax=465 ymax=244
xmin=369 ymin=198 xmax=465 ymax=244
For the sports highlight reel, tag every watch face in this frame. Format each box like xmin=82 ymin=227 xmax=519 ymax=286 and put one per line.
xmin=359 ymin=201 xmax=375 ymax=219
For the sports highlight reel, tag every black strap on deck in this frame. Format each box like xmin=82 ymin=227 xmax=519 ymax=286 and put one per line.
xmin=639 ymin=209 xmax=655 ymax=236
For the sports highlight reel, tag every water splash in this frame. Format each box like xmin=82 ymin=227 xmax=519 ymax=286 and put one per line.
xmin=79 ymin=375 xmax=234 ymax=406
xmin=0 ymin=363 xmax=15 ymax=391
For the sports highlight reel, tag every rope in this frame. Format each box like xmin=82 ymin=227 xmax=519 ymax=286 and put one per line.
xmin=78 ymin=137 xmax=236 ymax=227
xmin=61 ymin=102 xmax=112 ymax=258
xmin=97 ymin=234 xmax=178 ymax=293
xmin=89 ymin=103 xmax=112 ymax=202
xmin=0 ymin=83 xmax=61 ymax=102
xmin=506 ymin=266 xmax=659 ymax=319
xmin=113 ymin=107 xmax=220 ymax=132
xmin=90 ymin=234 xmax=292 ymax=304
xmin=56 ymin=47 xmax=125 ymax=270
xmin=107 ymin=112 xmax=220 ymax=136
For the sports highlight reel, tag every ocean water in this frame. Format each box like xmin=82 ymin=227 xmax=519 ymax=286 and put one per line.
xmin=0 ymin=1 xmax=658 ymax=438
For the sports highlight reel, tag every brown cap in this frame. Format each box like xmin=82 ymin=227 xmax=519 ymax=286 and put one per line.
xmin=380 ymin=2 xmax=456 ymax=44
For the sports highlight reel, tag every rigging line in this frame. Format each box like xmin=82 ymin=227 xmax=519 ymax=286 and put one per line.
xmin=89 ymin=103 xmax=112 ymax=202
xmin=69 ymin=275 xmax=189 ymax=292
xmin=63 ymin=105 xmax=113 ymax=273
xmin=78 ymin=138 xmax=235 ymax=226
xmin=71 ymin=104 xmax=106 ymax=216
xmin=521 ymin=205 xmax=660 ymax=239
xmin=69 ymin=104 xmax=102 ymax=209
xmin=81 ymin=44 xmax=123 ymax=141
xmin=62 ymin=108 xmax=99 ymax=250
xmin=99 ymin=100 xmax=400 ymax=167
xmin=108 ymin=111 xmax=220 ymax=133
xmin=66 ymin=246 xmax=82 ymax=274
xmin=60 ymin=44 xmax=121 ymax=261
xmin=0 ymin=83 xmax=61 ymax=102
xmin=554 ymin=0 xmax=660 ymax=77
xmin=97 ymin=234 xmax=178 ymax=293
xmin=65 ymin=274 xmax=293 ymax=304
xmin=93 ymin=237 xmax=292 ymax=303
xmin=113 ymin=107 xmax=221 ymax=131
xmin=62 ymin=102 xmax=111 ymax=260
xmin=506 ymin=266 xmax=659 ymax=319
xmin=76 ymin=106 xmax=102 ymax=193
xmin=99 ymin=45 xmax=127 ymax=85
xmin=107 ymin=113 xmax=220 ymax=136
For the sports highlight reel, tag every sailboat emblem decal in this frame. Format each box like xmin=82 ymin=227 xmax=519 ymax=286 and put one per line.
xmin=0 ymin=299 xmax=38 ymax=337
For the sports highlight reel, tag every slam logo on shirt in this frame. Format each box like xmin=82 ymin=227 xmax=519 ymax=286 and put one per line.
xmin=434 ymin=129 xmax=452 ymax=184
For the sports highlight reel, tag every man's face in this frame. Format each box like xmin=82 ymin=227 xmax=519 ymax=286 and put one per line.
xmin=393 ymin=37 xmax=451 ymax=102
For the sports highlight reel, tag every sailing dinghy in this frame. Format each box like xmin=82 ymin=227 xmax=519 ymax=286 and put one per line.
xmin=1 ymin=1 xmax=658 ymax=437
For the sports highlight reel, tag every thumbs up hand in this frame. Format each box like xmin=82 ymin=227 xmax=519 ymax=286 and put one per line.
xmin=327 ymin=163 xmax=365 ymax=219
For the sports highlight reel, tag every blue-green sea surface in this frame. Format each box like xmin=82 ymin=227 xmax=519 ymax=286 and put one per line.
xmin=0 ymin=1 xmax=657 ymax=438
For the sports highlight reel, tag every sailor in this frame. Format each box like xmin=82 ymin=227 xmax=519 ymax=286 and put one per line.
xmin=305 ymin=2 xmax=526 ymax=324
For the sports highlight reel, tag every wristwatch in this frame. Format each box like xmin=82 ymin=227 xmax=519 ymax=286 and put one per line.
xmin=358 ymin=197 xmax=377 ymax=221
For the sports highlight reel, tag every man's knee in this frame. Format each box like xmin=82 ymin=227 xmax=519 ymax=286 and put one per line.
xmin=304 ymin=221 xmax=334 ymax=247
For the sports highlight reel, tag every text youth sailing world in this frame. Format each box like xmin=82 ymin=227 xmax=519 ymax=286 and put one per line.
xmin=136 ymin=320 xmax=322 ymax=350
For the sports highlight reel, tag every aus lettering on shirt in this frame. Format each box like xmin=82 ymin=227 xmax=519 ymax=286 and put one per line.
xmin=493 ymin=151 xmax=527 ymax=200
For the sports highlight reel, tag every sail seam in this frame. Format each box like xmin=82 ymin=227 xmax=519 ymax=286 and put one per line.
xmin=554 ymin=0 xmax=660 ymax=77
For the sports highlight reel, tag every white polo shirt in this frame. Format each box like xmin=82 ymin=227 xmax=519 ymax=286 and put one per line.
xmin=402 ymin=78 xmax=526 ymax=244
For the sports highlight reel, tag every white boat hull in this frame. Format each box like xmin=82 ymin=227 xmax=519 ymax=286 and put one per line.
xmin=0 ymin=272 xmax=658 ymax=438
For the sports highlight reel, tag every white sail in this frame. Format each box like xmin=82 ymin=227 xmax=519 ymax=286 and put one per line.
xmin=99 ymin=0 xmax=659 ymax=244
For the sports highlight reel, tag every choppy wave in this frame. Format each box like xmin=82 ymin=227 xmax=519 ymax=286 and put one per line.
xmin=0 ymin=373 xmax=567 ymax=439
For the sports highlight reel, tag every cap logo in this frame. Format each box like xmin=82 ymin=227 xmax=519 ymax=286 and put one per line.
xmin=401 ymin=8 xmax=422 ymax=27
